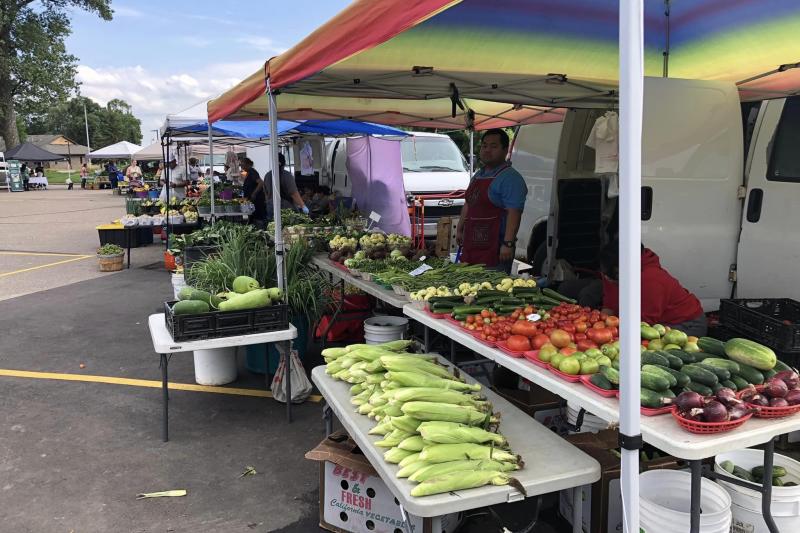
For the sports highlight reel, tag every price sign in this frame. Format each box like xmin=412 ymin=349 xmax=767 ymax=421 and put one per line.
xmin=409 ymin=264 xmax=433 ymax=277
xmin=526 ymin=313 xmax=541 ymax=322
xmin=369 ymin=211 xmax=382 ymax=223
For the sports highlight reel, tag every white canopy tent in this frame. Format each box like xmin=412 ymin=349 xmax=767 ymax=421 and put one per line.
xmin=87 ymin=141 xmax=143 ymax=160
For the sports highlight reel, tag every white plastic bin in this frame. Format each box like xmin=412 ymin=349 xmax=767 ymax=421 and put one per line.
xmin=171 ymin=272 xmax=187 ymax=300
xmin=364 ymin=316 xmax=408 ymax=345
xmin=714 ymin=448 xmax=800 ymax=533
xmin=193 ymin=347 xmax=237 ymax=385
xmin=640 ymin=470 xmax=732 ymax=533
xmin=566 ymin=402 xmax=609 ymax=434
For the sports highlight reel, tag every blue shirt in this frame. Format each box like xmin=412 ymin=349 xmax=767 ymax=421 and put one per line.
xmin=472 ymin=163 xmax=528 ymax=241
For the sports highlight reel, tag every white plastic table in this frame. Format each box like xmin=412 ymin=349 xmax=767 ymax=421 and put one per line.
xmin=403 ymin=304 xmax=800 ymax=532
xmin=311 ymin=255 xmax=410 ymax=309
xmin=312 ymin=359 xmax=600 ymax=527
xmin=147 ymin=313 xmax=297 ymax=441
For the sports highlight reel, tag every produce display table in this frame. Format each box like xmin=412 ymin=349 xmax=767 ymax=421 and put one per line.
xmin=403 ymin=303 xmax=800 ymax=532
xmin=311 ymin=255 xmax=410 ymax=309
xmin=312 ymin=360 xmax=600 ymax=527
xmin=147 ymin=313 xmax=297 ymax=441
xmin=28 ymin=176 xmax=48 ymax=188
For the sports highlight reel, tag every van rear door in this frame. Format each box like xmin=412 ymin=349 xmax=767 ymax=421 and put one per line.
xmin=736 ymin=97 xmax=800 ymax=300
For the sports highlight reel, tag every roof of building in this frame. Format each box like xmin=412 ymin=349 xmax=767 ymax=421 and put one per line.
xmin=27 ymin=134 xmax=89 ymax=156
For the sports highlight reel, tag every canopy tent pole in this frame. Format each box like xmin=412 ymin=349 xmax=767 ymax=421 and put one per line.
xmin=267 ymin=80 xmax=285 ymax=292
xmin=619 ymin=1 xmax=644 ymax=532
xmin=468 ymin=129 xmax=474 ymax=176
xmin=208 ymin=124 xmax=215 ymax=223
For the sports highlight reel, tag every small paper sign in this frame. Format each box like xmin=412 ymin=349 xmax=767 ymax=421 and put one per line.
xmin=369 ymin=211 xmax=382 ymax=223
xmin=418 ymin=255 xmax=427 ymax=262
xmin=526 ymin=313 xmax=541 ymax=322
xmin=409 ymin=264 xmax=433 ymax=277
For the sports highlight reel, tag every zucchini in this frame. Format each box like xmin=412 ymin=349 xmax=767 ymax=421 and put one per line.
xmin=640 ymin=388 xmax=665 ymax=408
xmin=476 ymin=290 xmax=508 ymax=297
xmin=667 ymin=349 xmax=696 ymax=365
xmin=600 ymin=366 xmax=620 ymax=385
xmin=701 ymin=358 xmax=741 ymax=374
xmin=452 ymin=306 xmax=485 ymax=316
xmin=697 ymin=337 xmax=726 ymax=356
xmin=172 ymin=299 xmax=210 ymax=315
xmin=695 ymin=363 xmax=731 ymax=382
xmin=734 ymin=363 xmax=765 ymax=385
xmin=641 ymin=365 xmax=678 ymax=388
xmin=543 ymin=288 xmax=577 ymax=304
xmin=641 ymin=351 xmax=670 ymax=367
xmin=539 ymin=295 xmax=562 ymax=306
xmin=428 ymin=296 xmax=464 ymax=304
xmin=655 ymin=350 xmax=684 ymax=370
xmin=452 ymin=314 xmax=468 ymax=322
xmin=641 ymin=371 xmax=671 ymax=392
xmin=430 ymin=304 xmax=456 ymax=313
xmin=589 ymin=373 xmax=615 ymax=390
xmin=724 ymin=338 xmax=777 ymax=370
xmin=730 ymin=376 xmax=750 ymax=391
xmin=681 ymin=365 xmax=720 ymax=387
xmin=684 ymin=382 xmax=713 ymax=396
xmin=499 ymin=298 xmax=525 ymax=306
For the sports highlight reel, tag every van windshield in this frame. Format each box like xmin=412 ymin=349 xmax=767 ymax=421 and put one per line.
xmin=401 ymin=137 xmax=467 ymax=172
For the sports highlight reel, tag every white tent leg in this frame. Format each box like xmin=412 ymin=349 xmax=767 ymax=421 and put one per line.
xmin=267 ymin=82 xmax=285 ymax=292
xmin=619 ymin=1 xmax=644 ymax=533
xmin=469 ymin=129 xmax=474 ymax=176
xmin=208 ymin=124 xmax=215 ymax=222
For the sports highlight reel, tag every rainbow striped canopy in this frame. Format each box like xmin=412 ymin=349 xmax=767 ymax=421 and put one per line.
xmin=208 ymin=0 xmax=800 ymax=124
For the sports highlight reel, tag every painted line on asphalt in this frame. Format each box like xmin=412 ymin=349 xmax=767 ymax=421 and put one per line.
xmin=0 ymin=251 xmax=87 ymax=257
xmin=0 ymin=255 xmax=92 ymax=277
xmin=0 ymin=369 xmax=322 ymax=402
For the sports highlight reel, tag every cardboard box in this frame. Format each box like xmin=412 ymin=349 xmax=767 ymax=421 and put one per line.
xmin=491 ymin=380 xmax=567 ymax=435
xmin=558 ymin=429 xmax=683 ymax=533
xmin=306 ymin=432 xmax=461 ymax=533
xmin=435 ymin=217 xmax=452 ymax=258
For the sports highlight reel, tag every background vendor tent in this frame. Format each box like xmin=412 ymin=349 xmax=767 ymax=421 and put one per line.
xmin=87 ymin=141 xmax=142 ymax=160
xmin=5 ymin=142 xmax=64 ymax=162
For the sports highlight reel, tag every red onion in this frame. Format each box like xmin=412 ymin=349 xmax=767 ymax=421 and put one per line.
xmin=716 ymin=387 xmax=738 ymax=405
xmin=770 ymin=397 xmax=789 ymax=408
xmin=700 ymin=400 xmax=730 ymax=423
xmin=674 ymin=391 xmax=706 ymax=411
xmin=773 ymin=370 xmax=800 ymax=390
xmin=749 ymin=394 xmax=770 ymax=407
xmin=729 ymin=403 xmax=755 ymax=421
xmin=739 ymin=384 xmax=758 ymax=402
xmin=785 ymin=389 xmax=800 ymax=406
xmin=765 ymin=378 xmax=789 ymax=398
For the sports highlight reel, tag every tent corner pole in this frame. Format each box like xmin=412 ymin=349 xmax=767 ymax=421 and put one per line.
xmin=267 ymin=81 xmax=285 ymax=292
xmin=619 ymin=1 xmax=644 ymax=533
xmin=468 ymin=129 xmax=474 ymax=176
xmin=208 ymin=123 xmax=215 ymax=224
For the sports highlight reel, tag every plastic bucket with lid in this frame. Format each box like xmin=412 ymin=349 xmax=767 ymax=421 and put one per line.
xmin=640 ymin=470 xmax=732 ymax=533
xmin=566 ymin=402 xmax=609 ymax=434
xmin=193 ymin=347 xmax=237 ymax=385
xmin=714 ymin=448 xmax=800 ymax=533
xmin=364 ymin=315 xmax=408 ymax=345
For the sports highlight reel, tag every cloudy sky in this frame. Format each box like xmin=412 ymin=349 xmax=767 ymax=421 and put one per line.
xmin=67 ymin=0 xmax=351 ymax=143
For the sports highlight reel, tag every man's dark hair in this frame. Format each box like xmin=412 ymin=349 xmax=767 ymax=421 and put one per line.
xmin=278 ymin=153 xmax=286 ymax=166
xmin=482 ymin=128 xmax=510 ymax=150
xmin=242 ymin=157 xmax=254 ymax=168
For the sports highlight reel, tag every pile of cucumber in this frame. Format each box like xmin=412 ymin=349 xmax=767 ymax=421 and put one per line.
xmin=427 ymin=288 xmax=576 ymax=318
xmin=588 ymin=337 xmax=792 ymax=409
xmin=719 ymin=461 xmax=798 ymax=487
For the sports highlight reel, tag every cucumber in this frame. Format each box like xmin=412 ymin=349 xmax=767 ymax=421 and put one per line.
xmin=499 ymin=298 xmax=525 ymax=306
xmin=724 ymin=338 xmax=777 ymax=370
xmin=711 ymin=382 xmax=724 ymax=393
xmin=730 ymin=376 xmax=750 ymax=391
xmin=172 ymin=299 xmax=210 ymax=315
xmin=640 ymin=388 xmax=665 ymax=408
xmin=692 ymin=352 xmax=721 ymax=362
xmin=600 ymin=366 xmax=620 ymax=385
xmin=430 ymin=304 xmax=456 ymax=313
xmin=428 ymin=296 xmax=464 ymax=304
xmin=667 ymin=349 xmax=696 ymax=365
xmin=641 ymin=371 xmax=671 ymax=392
xmin=697 ymin=337 xmax=726 ymax=356
xmin=476 ymin=290 xmax=508 ymax=297
xmin=657 ymin=351 xmax=684 ymax=370
xmin=681 ymin=364 xmax=720 ymax=387
xmin=719 ymin=460 xmax=735 ymax=474
xmin=696 ymin=363 xmax=731 ymax=382
xmin=642 ymin=365 xmax=678 ymax=388
xmin=763 ymin=368 xmax=777 ymax=380
xmin=752 ymin=465 xmax=787 ymax=478
xmin=774 ymin=360 xmax=792 ymax=372
xmin=684 ymin=381 xmax=714 ymax=396
xmin=641 ymin=351 xmax=671 ymax=367
xmin=734 ymin=363 xmax=765 ymax=385
xmin=452 ymin=306 xmax=485 ymax=316
xmin=655 ymin=365 xmax=691 ymax=388
xmin=543 ymin=288 xmax=577 ymax=304
xmin=721 ymin=379 xmax=737 ymax=390
xmin=589 ymin=373 xmax=615 ymax=390
xmin=732 ymin=466 xmax=756 ymax=483
xmin=701 ymin=358 xmax=741 ymax=374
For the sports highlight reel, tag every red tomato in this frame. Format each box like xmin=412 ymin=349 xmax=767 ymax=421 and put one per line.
xmin=587 ymin=327 xmax=613 ymax=345
xmin=574 ymin=332 xmax=587 ymax=341
xmin=605 ymin=316 xmax=620 ymax=327
xmin=507 ymin=335 xmax=532 ymax=351
xmin=641 ymin=339 xmax=649 ymax=347
xmin=559 ymin=346 xmax=577 ymax=356
xmin=530 ymin=333 xmax=550 ymax=349
xmin=561 ymin=323 xmax=576 ymax=333
xmin=575 ymin=322 xmax=588 ymax=333
xmin=549 ymin=329 xmax=572 ymax=348
xmin=599 ymin=312 xmax=608 ymax=320
xmin=481 ymin=309 xmax=491 ymax=318
xmin=576 ymin=339 xmax=598 ymax=352
xmin=593 ymin=321 xmax=606 ymax=329
xmin=466 ymin=315 xmax=475 ymax=324
xmin=609 ymin=326 xmax=619 ymax=337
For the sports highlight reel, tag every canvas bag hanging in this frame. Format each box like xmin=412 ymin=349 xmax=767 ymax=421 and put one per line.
xmin=271 ymin=345 xmax=313 ymax=404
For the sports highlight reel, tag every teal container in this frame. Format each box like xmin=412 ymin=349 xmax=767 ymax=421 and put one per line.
xmin=245 ymin=317 xmax=308 ymax=375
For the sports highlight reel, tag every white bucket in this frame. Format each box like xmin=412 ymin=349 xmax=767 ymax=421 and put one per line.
xmin=193 ymin=347 xmax=237 ymax=385
xmin=714 ymin=448 xmax=800 ymax=533
xmin=640 ymin=470 xmax=732 ymax=533
xmin=171 ymin=272 xmax=187 ymax=300
xmin=364 ymin=316 xmax=408 ymax=345
xmin=566 ymin=402 xmax=609 ymax=434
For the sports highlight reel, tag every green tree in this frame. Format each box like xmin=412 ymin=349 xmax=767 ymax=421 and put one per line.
xmin=0 ymin=1 xmax=112 ymax=149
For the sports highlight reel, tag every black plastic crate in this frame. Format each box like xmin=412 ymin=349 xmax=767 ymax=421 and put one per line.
xmin=164 ymin=300 xmax=289 ymax=342
xmin=719 ymin=298 xmax=800 ymax=353
xmin=183 ymin=245 xmax=219 ymax=269
xmin=98 ymin=226 xmax=153 ymax=248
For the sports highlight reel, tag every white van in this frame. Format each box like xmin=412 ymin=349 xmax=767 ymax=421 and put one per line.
xmin=324 ymin=132 xmax=470 ymax=235
xmin=518 ymin=77 xmax=800 ymax=309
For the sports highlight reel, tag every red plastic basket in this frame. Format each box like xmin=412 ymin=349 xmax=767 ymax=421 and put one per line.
xmin=737 ymin=385 xmax=800 ymax=419
xmin=445 ymin=316 xmax=463 ymax=327
xmin=579 ymin=374 xmax=619 ymax=397
xmin=423 ymin=307 xmax=449 ymax=319
xmin=671 ymin=405 xmax=753 ymax=434
xmin=495 ymin=341 xmax=526 ymax=358
xmin=547 ymin=365 xmax=582 ymax=383
xmin=472 ymin=332 xmax=495 ymax=348
xmin=641 ymin=406 xmax=672 ymax=416
xmin=332 ymin=261 xmax=349 ymax=272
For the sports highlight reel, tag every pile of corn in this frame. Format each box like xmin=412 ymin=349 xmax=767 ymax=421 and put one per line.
xmin=323 ymin=341 xmax=525 ymax=498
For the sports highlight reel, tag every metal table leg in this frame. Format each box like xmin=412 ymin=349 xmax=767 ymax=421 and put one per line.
xmin=285 ymin=341 xmax=292 ymax=423
xmin=762 ymin=438 xmax=779 ymax=533
xmin=160 ymin=353 xmax=169 ymax=442
xmin=423 ymin=325 xmax=430 ymax=352
xmin=127 ymin=228 xmax=132 ymax=269
xmin=572 ymin=486 xmax=583 ymax=533
xmin=449 ymin=338 xmax=456 ymax=363
xmin=323 ymin=403 xmax=333 ymax=436
xmin=690 ymin=459 xmax=702 ymax=533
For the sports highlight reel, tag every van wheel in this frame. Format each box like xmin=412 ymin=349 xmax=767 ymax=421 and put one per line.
xmin=530 ymin=242 xmax=547 ymax=276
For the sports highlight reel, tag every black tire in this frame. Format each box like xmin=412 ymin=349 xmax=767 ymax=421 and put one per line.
xmin=530 ymin=241 xmax=547 ymax=276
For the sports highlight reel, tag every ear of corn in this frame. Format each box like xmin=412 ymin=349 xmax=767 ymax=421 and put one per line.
xmin=365 ymin=371 xmax=386 ymax=384
xmin=378 ymin=339 xmax=415 ymax=352
xmin=321 ymin=347 xmax=349 ymax=360
xmin=410 ymin=470 xmax=513 ymax=497
xmin=418 ymin=421 xmax=507 ymax=446
xmin=379 ymin=356 xmax=458 ymax=381
xmin=369 ymin=420 xmax=393 ymax=436
xmin=386 ymin=371 xmax=479 ymax=392
xmin=383 ymin=447 xmax=415 ymax=464
xmin=401 ymin=402 xmax=489 ymax=425
xmin=390 ymin=415 xmax=422 ymax=434
xmin=357 ymin=402 xmax=375 ymax=415
xmin=374 ymin=430 xmax=413 ymax=448
xmin=389 ymin=387 xmax=480 ymax=405
xmin=397 ymin=452 xmax=421 ymax=468
xmin=410 ymin=459 xmax=519 ymax=483
xmin=397 ymin=435 xmax=427 ymax=452
xmin=418 ymin=443 xmax=520 ymax=464
xmin=338 ymin=356 xmax=358 ymax=369
xmin=397 ymin=460 xmax=431 ymax=478
xmin=349 ymin=383 xmax=365 ymax=396
xmin=326 ymin=361 xmax=343 ymax=375
xmin=364 ymin=360 xmax=386 ymax=373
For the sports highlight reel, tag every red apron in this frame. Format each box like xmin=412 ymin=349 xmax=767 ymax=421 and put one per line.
xmin=461 ymin=164 xmax=510 ymax=267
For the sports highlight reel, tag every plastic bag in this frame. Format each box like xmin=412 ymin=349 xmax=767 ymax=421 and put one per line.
xmin=270 ymin=345 xmax=313 ymax=404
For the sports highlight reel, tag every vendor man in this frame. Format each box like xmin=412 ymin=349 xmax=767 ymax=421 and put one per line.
xmin=456 ymin=129 xmax=527 ymax=272
xmin=264 ymin=153 xmax=309 ymax=214
xmin=167 ymin=157 xmax=187 ymax=200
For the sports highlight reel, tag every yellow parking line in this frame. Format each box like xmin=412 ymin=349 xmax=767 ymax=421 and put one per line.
xmin=0 ymin=255 xmax=92 ymax=278
xmin=0 ymin=252 xmax=87 ymax=257
xmin=0 ymin=368 xmax=322 ymax=402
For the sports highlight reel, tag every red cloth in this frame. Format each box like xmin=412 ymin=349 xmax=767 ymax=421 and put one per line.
xmin=602 ymin=249 xmax=703 ymax=325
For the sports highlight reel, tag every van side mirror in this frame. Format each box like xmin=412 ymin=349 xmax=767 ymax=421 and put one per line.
xmin=641 ymin=186 xmax=653 ymax=220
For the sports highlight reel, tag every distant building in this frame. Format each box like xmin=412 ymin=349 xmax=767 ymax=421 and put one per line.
xmin=26 ymin=135 xmax=89 ymax=170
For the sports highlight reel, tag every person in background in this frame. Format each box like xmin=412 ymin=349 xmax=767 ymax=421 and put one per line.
xmin=106 ymin=162 xmax=119 ymax=190
xmin=20 ymin=162 xmax=28 ymax=191
xmin=188 ymin=157 xmax=202 ymax=183
xmin=154 ymin=162 xmax=164 ymax=186
xmin=80 ymin=163 xmax=88 ymax=189
xmin=167 ymin=157 xmax=187 ymax=200
xmin=456 ymin=128 xmax=527 ymax=273
xmin=65 ymin=174 xmax=73 ymax=190
xmin=126 ymin=159 xmax=143 ymax=186
xmin=34 ymin=163 xmax=44 ymax=176
xmin=240 ymin=158 xmax=267 ymax=228
xmin=264 ymin=153 xmax=308 ymax=214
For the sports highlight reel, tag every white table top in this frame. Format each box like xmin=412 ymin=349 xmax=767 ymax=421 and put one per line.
xmin=198 ymin=212 xmax=249 ymax=218
xmin=147 ymin=313 xmax=297 ymax=353
xmin=403 ymin=304 xmax=800 ymax=461
xmin=312 ymin=359 xmax=600 ymax=517
xmin=311 ymin=255 xmax=410 ymax=309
